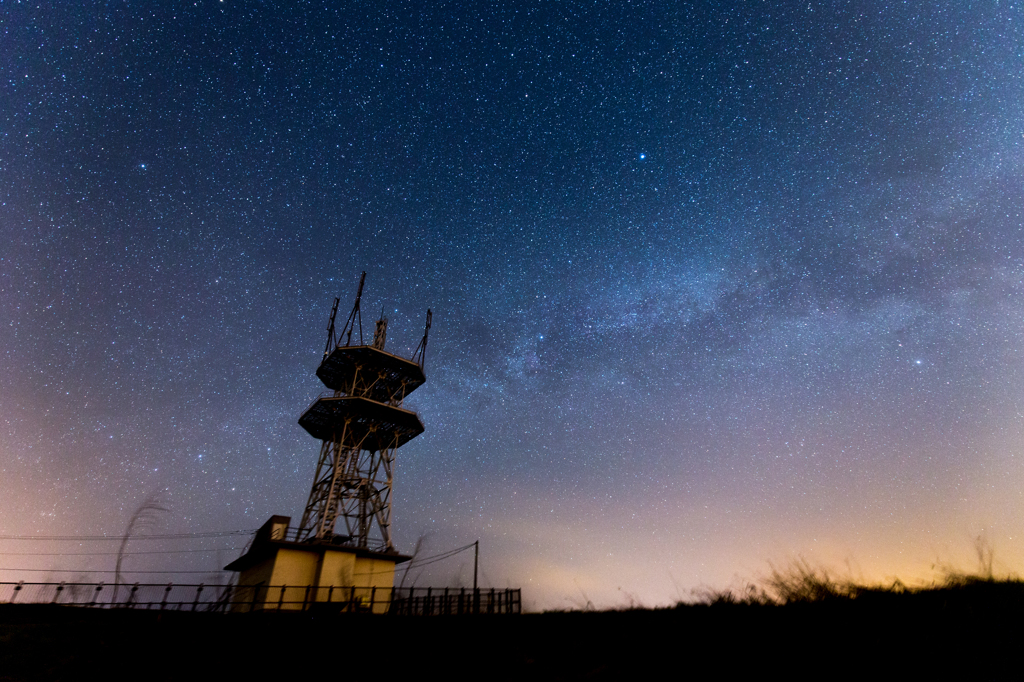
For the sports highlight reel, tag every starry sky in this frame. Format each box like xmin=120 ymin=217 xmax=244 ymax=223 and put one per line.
xmin=2 ymin=1 xmax=1023 ymax=609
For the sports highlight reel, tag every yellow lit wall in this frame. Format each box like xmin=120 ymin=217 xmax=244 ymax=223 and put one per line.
xmin=233 ymin=545 xmax=399 ymax=613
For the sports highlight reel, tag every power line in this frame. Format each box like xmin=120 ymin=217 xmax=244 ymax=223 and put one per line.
xmin=402 ymin=542 xmax=477 ymax=570
xmin=0 ymin=547 xmax=244 ymax=557
xmin=0 ymin=568 xmax=228 ymax=574
xmin=0 ymin=530 xmax=255 ymax=541
xmin=1 ymin=538 xmax=479 ymax=575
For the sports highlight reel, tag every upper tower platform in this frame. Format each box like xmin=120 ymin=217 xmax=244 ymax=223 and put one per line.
xmin=316 ymin=345 xmax=425 ymax=403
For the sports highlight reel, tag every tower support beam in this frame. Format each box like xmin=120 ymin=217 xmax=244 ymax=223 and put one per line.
xmin=294 ymin=273 xmax=430 ymax=553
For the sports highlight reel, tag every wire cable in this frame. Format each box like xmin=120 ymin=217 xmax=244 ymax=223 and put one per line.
xmin=0 ymin=568 xmax=228 ymax=574
xmin=0 ymin=547 xmax=244 ymax=557
xmin=0 ymin=530 xmax=255 ymax=541
xmin=401 ymin=542 xmax=476 ymax=569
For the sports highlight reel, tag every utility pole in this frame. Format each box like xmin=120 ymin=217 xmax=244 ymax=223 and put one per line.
xmin=473 ymin=540 xmax=479 ymax=590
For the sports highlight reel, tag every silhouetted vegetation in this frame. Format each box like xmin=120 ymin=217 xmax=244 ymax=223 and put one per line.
xmin=689 ymin=545 xmax=1021 ymax=608
xmin=2 ymin=555 xmax=1021 ymax=680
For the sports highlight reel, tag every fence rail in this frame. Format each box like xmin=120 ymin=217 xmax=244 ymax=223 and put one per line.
xmin=0 ymin=582 xmax=521 ymax=615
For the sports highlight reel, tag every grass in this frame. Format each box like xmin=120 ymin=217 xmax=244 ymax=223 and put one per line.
xmin=2 ymin=544 xmax=1022 ymax=680
xmin=693 ymin=563 xmax=1024 ymax=607
xmin=692 ymin=558 xmax=893 ymax=606
xmin=690 ymin=537 xmax=1020 ymax=608
xmin=2 ymin=575 xmax=1022 ymax=680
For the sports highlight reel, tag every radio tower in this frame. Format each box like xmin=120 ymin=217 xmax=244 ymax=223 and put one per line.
xmin=296 ymin=272 xmax=432 ymax=551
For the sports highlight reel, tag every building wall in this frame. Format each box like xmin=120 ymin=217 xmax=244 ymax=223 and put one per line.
xmin=238 ymin=559 xmax=274 ymax=589
xmin=312 ymin=549 xmax=356 ymax=605
xmin=231 ymin=559 xmax=276 ymax=612
xmin=317 ymin=549 xmax=357 ymax=586
xmin=352 ymin=555 xmax=397 ymax=613
xmin=267 ymin=548 xmax=319 ymax=610
xmin=353 ymin=556 xmax=397 ymax=588
xmin=232 ymin=546 xmax=400 ymax=613
xmin=269 ymin=548 xmax=319 ymax=585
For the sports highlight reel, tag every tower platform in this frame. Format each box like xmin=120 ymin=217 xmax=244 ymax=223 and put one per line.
xmin=298 ymin=396 xmax=424 ymax=449
xmin=316 ymin=345 xmax=426 ymax=403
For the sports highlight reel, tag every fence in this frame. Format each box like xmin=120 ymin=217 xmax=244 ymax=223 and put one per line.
xmin=0 ymin=582 xmax=521 ymax=615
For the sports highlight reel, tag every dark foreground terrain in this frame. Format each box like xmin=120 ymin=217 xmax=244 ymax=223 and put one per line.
xmin=2 ymin=580 xmax=1022 ymax=680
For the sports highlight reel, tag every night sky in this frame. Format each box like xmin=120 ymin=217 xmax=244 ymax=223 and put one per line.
xmin=2 ymin=1 xmax=1023 ymax=609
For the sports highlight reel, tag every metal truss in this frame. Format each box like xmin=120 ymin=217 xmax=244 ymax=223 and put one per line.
xmin=295 ymin=273 xmax=430 ymax=552
xmin=297 ymin=434 xmax=397 ymax=550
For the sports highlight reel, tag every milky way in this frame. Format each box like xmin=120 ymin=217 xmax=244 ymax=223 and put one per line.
xmin=2 ymin=1 xmax=1023 ymax=608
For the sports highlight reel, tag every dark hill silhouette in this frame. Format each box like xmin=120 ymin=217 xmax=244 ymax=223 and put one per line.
xmin=1 ymin=574 xmax=1021 ymax=680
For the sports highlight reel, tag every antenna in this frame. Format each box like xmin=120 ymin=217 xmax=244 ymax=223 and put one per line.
xmin=323 ymin=298 xmax=340 ymax=357
xmin=412 ymin=309 xmax=432 ymax=368
xmin=337 ymin=271 xmax=365 ymax=348
xmin=372 ymin=307 xmax=388 ymax=350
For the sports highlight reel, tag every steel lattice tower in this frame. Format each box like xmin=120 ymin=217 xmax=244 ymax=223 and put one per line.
xmin=296 ymin=273 xmax=431 ymax=551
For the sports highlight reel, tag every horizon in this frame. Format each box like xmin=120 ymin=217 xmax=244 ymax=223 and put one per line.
xmin=2 ymin=1 xmax=1023 ymax=611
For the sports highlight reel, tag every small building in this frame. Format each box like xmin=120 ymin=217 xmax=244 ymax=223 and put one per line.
xmin=225 ymin=516 xmax=410 ymax=613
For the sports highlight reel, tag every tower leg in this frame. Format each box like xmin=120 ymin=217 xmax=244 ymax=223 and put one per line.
xmin=298 ymin=436 xmax=398 ymax=551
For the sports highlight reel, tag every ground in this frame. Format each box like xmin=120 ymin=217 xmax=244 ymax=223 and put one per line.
xmin=1 ymin=581 xmax=1021 ymax=680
